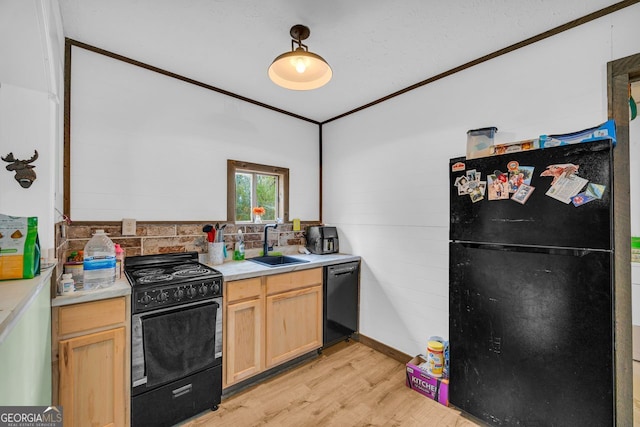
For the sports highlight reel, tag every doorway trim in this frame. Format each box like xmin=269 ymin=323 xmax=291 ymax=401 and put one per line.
xmin=608 ymin=51 xmax=640 ymax=426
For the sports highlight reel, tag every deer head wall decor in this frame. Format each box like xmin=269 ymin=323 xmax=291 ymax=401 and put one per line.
xmin=2 ymin=150 xmax=38 ymax=188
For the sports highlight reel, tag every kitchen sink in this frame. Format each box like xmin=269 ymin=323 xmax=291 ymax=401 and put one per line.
xmin=247 ymin=255 xmax=309 ymax=267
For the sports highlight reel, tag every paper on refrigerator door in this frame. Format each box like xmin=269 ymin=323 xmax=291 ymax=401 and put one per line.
xmin=545 ymin=173 xmax=589 ymax=204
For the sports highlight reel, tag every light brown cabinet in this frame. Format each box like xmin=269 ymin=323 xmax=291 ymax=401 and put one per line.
xmin=52 ymin=296 xmax=130 ymax=427
xmin=265 ymin=270 xmax=322 ymax=368
xmin=223 ymin=277 xmax=264 ymax=387
xmin=223 ymin=268 xmax=322 ymax=388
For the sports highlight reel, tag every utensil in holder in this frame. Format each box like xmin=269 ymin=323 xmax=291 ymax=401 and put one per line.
xmin=209 ymin=242 xmax=224 ymax=265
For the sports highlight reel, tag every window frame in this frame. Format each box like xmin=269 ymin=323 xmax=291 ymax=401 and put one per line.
xmin=227 ymin=160 xmax=289 ymax=224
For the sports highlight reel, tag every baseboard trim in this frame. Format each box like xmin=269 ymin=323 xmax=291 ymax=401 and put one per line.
xmin=358 ymin=334 xmax=412 ymax=364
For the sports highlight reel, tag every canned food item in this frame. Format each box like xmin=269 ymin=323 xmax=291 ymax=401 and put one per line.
xmin=64 ymin=261 xmax=84 ymax=285
xmin=427 ymin=340 xmax=444 ymax=378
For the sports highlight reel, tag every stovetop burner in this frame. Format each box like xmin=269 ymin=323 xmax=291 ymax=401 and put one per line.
xmin=133 ymin=268 xmax=166 ymax=277
xmin=172 ymin=264 xmax=198 ymax=271
xmin=173 ymin=268 xmax=211 ymax=278
xmin=137 ymin=274 xmax=174 ymax=284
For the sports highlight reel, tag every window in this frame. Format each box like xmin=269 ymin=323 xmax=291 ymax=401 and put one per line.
xmin=227 ymin=160 xmax=289 ymax=223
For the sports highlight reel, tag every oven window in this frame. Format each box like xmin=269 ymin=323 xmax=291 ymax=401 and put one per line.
xmin=142 ymin=301 xmax=218 ymax=388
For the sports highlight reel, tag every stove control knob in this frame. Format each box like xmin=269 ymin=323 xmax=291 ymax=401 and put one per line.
xmin=187 ymin=286 xmax=197 ymax=298
xmin=157 ymin=291 xmax=168 ymax=303
xmin=140 ymin=293 xmax=152 ymax=305
xmin=199 ymin=284 xmax=208 ymax=296
xmin=212 ymin=283 xmax=220 ymax=294
xmin=174 ymin=288 xmax=185 ymax=300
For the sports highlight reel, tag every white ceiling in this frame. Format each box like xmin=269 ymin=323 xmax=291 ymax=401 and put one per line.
xmin=58 ymin=0 xmax=624 ymax=123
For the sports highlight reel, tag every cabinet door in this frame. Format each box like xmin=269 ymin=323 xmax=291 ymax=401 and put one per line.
xmin=265 ymin=285 xmax=322 ymax=368
xmin=59 ymin=327 xmax=126 ymax=427
xmin=224 ymin=298 xmax=263 ymax=387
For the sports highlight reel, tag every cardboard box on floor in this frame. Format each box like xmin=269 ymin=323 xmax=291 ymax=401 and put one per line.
xmin=405 ymin=355 xmax=448 ymax=406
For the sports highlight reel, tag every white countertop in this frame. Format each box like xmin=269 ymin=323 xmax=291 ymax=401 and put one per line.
xmin=51 ymin=277 xmax=132 ymax=307
xmin=0 ymin=266 xmax=54 ymax=344
xmin=212 ymin=253 xmax=361 ymax=281
xmin=48 ymin=254 xmax=359 ymax=308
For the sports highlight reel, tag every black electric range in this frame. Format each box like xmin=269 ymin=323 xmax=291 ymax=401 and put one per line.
xmin=125 ymin=251 xmax=224 ymax=426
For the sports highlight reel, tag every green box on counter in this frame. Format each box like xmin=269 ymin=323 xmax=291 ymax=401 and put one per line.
xmin=632 ymin=237 xmax=640 ymax=263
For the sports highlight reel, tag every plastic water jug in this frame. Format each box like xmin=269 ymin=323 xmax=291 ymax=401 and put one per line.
xmin=83 ymin=230 xmax=116 ymax=290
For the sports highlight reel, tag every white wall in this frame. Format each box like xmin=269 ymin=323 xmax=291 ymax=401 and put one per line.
xmin=69 ymin=47 xmax=320 ymax=222
xmin=0 ymin=0 xmax=64 ymax=255
xmin=323 ymin=5 xmax=640 ymax=356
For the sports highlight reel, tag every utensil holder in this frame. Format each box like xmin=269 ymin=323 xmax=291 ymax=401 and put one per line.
xmin=209 ymin=242 xmax=224 ymax=265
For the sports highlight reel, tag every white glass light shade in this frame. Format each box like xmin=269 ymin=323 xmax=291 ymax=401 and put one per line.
xmin=268 ymin=50 xmax=332 ymax=90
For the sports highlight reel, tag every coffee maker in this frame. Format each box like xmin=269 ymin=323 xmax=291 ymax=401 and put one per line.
xmin=305 ymin=226 xmax=339 ymax=254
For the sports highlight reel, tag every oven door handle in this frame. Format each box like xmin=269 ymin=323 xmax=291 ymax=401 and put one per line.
xmin=172 ymin=383 xmax=192 ymax=399
xmin=137 ymin=298 xmax=220 ymax=318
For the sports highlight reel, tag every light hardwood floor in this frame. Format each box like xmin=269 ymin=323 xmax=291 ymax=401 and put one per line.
xmin=183 ymin=343 xmax=640 ymax=427
xmin=183 ymin=341 xmax=480 ymax=426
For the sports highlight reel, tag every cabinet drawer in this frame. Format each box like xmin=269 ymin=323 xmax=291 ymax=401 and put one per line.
xmin=266 ymin=268 xmax=322 ymax=295
xmin=226 ymin=277 xmax=262 ymax=303
xmin=58 ymin=297 xmax=126 ymax=336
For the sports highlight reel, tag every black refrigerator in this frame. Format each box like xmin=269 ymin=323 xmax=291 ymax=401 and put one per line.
xmin=449 ymin=139 xmax=615 ymax=426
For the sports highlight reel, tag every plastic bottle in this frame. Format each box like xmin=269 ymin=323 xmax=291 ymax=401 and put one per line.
xmin=59 ymin=273 xmax=75 ymax=294
xmin=83 ymin=230 xmax=116 ymax=290
xmin=233 ymin=230 xmax=245 ymax=260
xmin=114 ymin=243 xmax=125 ymax=279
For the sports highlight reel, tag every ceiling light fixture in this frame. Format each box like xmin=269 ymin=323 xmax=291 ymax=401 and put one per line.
xmin=268 ymin=24 xmax=332 ymax=91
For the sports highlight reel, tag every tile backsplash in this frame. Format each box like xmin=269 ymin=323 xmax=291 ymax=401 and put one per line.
xmin=56 ymin=221 xmax=313 ymax=267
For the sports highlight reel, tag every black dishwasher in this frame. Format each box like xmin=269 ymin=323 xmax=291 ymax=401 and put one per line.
xmin=323 ymin=261 xmax=359 ymax=347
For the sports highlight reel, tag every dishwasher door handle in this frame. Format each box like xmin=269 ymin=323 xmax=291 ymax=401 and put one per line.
xmin=331 ymin=267 xmax=356 ymax=276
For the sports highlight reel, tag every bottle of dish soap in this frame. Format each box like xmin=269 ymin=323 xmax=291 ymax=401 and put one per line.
xmin=234 ymin=230 xmax=245 ymax=260
xmin=114 ymin=243 xmax=125 ymax=279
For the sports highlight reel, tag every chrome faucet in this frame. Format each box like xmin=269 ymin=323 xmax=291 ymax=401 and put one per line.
xmin=263 ymin=224 xmax=278 ymax=256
